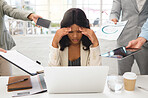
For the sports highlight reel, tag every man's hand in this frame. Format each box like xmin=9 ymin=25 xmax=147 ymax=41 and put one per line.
xmin=126 ymin=37 xmax=147 ymax=49
xmin=111 ymin=18 xmax=118 ymax=24
xmin=28 ymin=13 xmax=42 ymax=23
xmin=0 ymin=48 xmax=7 ymax=53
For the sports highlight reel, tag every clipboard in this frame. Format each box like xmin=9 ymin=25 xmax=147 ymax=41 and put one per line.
xmin=0 ymin=50 xmax=44 ymax=76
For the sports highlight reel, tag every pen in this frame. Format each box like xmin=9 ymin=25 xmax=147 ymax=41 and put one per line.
xmin=7 ymin=78 xmax=28 ymax=86
xmin=138 ymin=86 xmax=148 ymax=91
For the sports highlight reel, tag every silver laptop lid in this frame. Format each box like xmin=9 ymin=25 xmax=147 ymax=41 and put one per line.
xmin=44 ymin=66 xmax=109 ymax=94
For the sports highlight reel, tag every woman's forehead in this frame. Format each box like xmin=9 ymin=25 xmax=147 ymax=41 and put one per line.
xmin=70 ymin=24 xmax=80 ymax=31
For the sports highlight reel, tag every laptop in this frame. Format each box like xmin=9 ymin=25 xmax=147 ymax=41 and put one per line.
xmin=44 ymin=66 xmax=109 ymax=94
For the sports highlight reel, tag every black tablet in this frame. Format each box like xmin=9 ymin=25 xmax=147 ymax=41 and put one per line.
xmin=36 ymin=18 xmax=51 ymax=28
xmin=100 ymin=47 xmax=141 ymax=60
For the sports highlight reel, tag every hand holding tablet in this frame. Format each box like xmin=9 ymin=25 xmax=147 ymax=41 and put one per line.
xmin=36 ymin=18 xmax=51 ymax=28
xmin=100 ymin=47 xmax=141 ymax=60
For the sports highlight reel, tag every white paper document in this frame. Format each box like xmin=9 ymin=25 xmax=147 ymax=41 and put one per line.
xmin=96 ymin=20 xmax=128 ymax=40
xmin=0 ymin=50 xmax=44 ymax=75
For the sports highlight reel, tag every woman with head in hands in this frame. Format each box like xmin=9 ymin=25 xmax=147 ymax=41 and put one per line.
xmin=49 ymin=8 xmax=101 ymax=66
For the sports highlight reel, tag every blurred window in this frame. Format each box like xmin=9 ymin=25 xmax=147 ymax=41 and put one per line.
xmin=5 ymin=0 xmax=113 ymax=35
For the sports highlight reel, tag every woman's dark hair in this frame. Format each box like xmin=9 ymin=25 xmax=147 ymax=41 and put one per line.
xmin=59 ymin=8 xmax=92 ymax=51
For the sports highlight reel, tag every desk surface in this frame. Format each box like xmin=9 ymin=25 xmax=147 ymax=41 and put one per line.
xmin=0 ymin=75 xmax=148 ymax=98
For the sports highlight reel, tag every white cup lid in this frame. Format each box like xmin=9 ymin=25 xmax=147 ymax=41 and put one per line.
xmin=123 ymin=72 xmax=137 ymax=80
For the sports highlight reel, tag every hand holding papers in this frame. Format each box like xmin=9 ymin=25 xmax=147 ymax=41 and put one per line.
xmin=0 ymin=50 xmax=44 ymax=75
xmin=96 ymin=20 xmax=128 ymax=40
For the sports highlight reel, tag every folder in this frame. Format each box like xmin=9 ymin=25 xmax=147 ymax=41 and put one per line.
xmin=7 ymin=75 xmax=32 ymax=92
xmin=0 ymin=50 xmax=44 ymax=75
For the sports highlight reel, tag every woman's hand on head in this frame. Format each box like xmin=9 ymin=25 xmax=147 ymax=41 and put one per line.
xmin=79 ymin=27 xmax=99 ymax=47
xmin=52 ymin=27 xmax=71 ymax=48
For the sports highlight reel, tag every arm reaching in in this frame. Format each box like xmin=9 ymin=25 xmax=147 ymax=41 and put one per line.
xmin=126 ymin=37 xmax=146 ymax=49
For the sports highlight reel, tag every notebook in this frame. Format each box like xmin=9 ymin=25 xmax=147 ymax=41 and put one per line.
xmin=44 ymin=66 xmax=109 ymax=94
xmin=0 ymin=50 xmax=44 ymax=75
xmin=7 ymin=75 xmax=32 ymax=92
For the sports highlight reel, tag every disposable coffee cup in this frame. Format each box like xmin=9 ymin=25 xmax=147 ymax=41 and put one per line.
xmin=123 ymin=72 xmax=137 ymax=91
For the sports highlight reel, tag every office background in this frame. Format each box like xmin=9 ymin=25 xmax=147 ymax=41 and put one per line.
xmin=4 ymin=0 xmax=140 ymax=75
